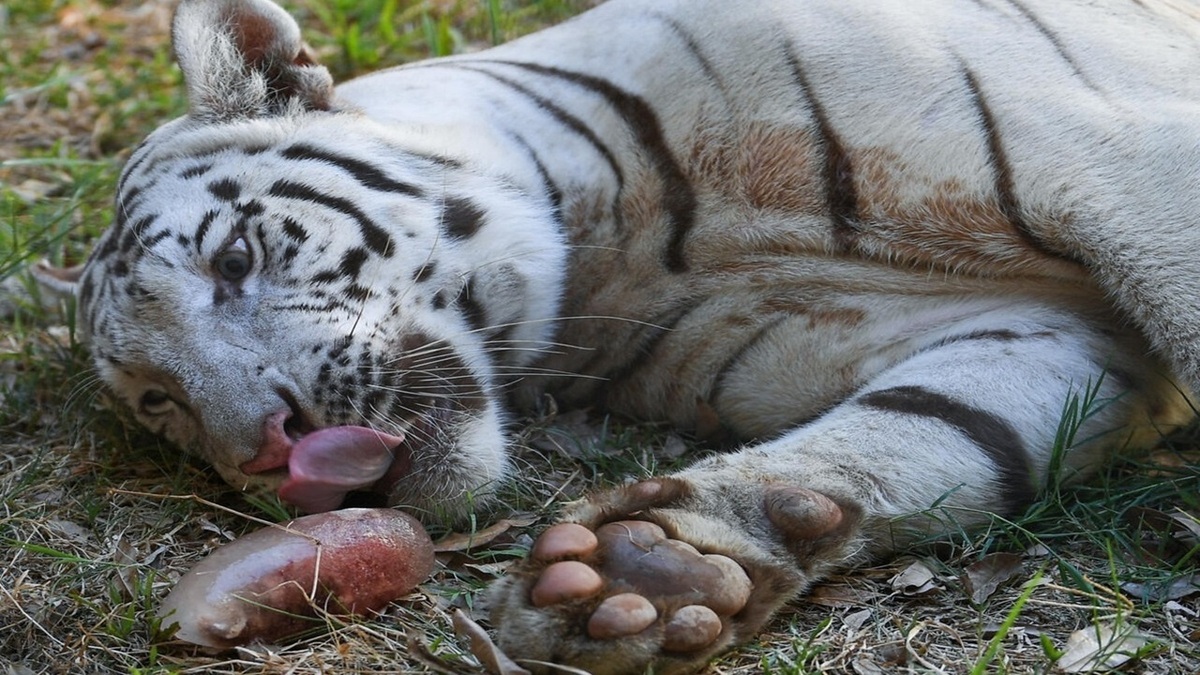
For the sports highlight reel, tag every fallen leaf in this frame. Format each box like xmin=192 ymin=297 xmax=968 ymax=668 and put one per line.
xmin=527 ymin=410 xmax=607 ymax=458
xmin=851 ymin=659 xmax=887 ymax=675
xmin=433 ymin=516 xmax=538 ymax=553
xmin=1025 ymin=543 xmax=1052 ymax=558
xmin=656 ymin=433 xmax=689 ymax=460
xmin=1056 ymin=623 xmax=1149 ymax=673
xmin=1170 ymin=511 xmax=1200 ymax=545
xmin=962 ymin=552 xmax=1024 ymax=604
xmin=981 ymin=623 xmax=1039 ymax=640
xmin=198 ymin=517 xmax=236 ymax=541
xmin=452 ymin=609 xmax=531 ymax=675
xmin=1122 ymin=506 xmax=1195 ymax=563
xmin=843 ymin=608 xmax=872 ymax=632
xmin=890 ymin=560 xmax=940 ymax=596
xmin=44 ymin=519 xmax=92 ymax=544
xmin=1120 ymin=574 xmax=1200 ymax=602
xmin=112 ymin=536 xmax=140 ymax=601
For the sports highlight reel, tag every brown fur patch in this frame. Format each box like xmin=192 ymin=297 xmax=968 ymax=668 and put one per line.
xmin=852 ymin=147 xmax=1078 ymax=275
xmin=686 ymin=122 xmax=824 ymax=214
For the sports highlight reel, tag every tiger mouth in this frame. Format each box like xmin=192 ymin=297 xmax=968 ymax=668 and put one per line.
xmin=276 ymin=424 xmax=412 ymax=513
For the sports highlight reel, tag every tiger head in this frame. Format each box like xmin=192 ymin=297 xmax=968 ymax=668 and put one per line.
xmin=70 ymin=0 xmax=565 ymax=522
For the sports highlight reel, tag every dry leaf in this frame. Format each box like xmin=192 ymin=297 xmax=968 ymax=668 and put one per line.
xmin=1056 ymin=623 xmax=1149 ymax=672
xmin=851 ymin=659 xmax=887 ymax=675
xmin=843 ymin=608 xmax=872 ymax=632
xmin=962 ymin=552 xmax=1024 ymax=604
xmin=434 ymin=515 xmax=538 ymax=553
xmin=1122 ymin=506 xmax=1198 ymax=563
xmin=656 ymin=433 xmax=688 ymax=460
xmin=452 ymin=609 xmax=530 ymax=675
xmin=1170 ymin=511 xmax=1200 ymax=544
xmin=528 ymin=409 xmax=607 ymax=458
xmin=112 ymin=536 xmax=140 ymax=601
xmin=890 ymin=560 xmax=940 ymax=596
xmin=45 ymin=519 xmax=92 ymax=544
xmin=1121 ymin=574 xmax=1200 ymax=602
xmin=1026 ymin=543 xmax=1052 ymax=558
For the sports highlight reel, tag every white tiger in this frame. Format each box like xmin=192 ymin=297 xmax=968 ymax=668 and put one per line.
xmin=47 ymin=0 xmax=1200 ymax=671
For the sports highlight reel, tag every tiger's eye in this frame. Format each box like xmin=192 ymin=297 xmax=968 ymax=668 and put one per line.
xmin=215 ymin=238 xmax=253 ymax=281
xmin=140 ymin=389 xmax=173 ymax=415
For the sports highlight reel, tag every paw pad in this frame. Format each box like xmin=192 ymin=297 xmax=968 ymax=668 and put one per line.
xmin=588 ymin=592 xmax=657 ymax=638
xmin=525 ymin=518 xmax=752 ymax=654
xmin=530 ymin=560 xmax=602 ymax=607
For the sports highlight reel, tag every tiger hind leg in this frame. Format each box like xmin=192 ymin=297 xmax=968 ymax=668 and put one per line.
xmin=488 ymin=308 xmax=1190 ymax=673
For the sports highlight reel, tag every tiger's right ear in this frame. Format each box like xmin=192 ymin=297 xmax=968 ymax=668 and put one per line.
xmin=171 ymin=0 xmax=334 ymax=121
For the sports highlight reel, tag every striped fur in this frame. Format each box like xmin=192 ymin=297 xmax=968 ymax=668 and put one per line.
xmin=70 ymin=0 xmax=1200 ymax=670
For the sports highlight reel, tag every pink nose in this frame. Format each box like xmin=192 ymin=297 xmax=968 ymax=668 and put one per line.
xmin=239 ymin=410 xmax=294 ymax=474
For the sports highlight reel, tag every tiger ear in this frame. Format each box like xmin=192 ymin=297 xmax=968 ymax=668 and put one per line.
xmin=171 ymin=0 xmax=334 ymax=121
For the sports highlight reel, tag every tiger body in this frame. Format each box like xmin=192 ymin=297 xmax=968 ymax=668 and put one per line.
xmin=69 ymin=0 xmax=1200 ymax=671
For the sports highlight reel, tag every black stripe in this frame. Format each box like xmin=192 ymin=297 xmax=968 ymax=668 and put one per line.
xmin=118 ymin=185 xmax=143 ymax=216
xmin=960 ymin=65 xmax=1073 ymax=262
xmin=119 ymin=214 xmax=157 ymax=254
xmin=458 ymin=276 xmax=487 ymax=333
xmin=483 ymin=60 xmax=697 ymax=273
xmin=281 ymin=217 xmax=310 ymax=243
xmin=138 ymin=229 xmax=172 ymax=252
xmin=280 ymin=144 xmax=424 ymax=197
xmin=942 ymin=329 xmax=1024 ymax=345
xmin=998 ymin=0 xmax=1101 ymax=92
xmin=601 ymin=297 xmax=709 ymax=388
xmin=116 ymin=140 xmax=152 ymax=196
xmin=311 ymin=268 xmax=339 ymax=284
xmin=193 ymin=210 xmax=218 ymax=253
xmin=963 ymin=67 xmax=1021 ymax=226
xmin=710 ymin=316 xmax=788 ymax=405
xmin=79 ymin=272 xmax=96 ymax=310
xmin=648 ymin=12 xmax=727 ymax=92
xmin=180 ymin=163 xmax=212 ymax=179
xmin=443 ymin=64 xmax=625 ymax=191
xmin=413 ymin=261 xmax=436 ymax=283
xmin=783 ymin=48 xmax=859 ymax=248
xmin=345 ymin=283 xmax=373 ymax=302
xmin=268 ymin=180 xmax=394 ymax=257
xmin=859 ymin=385 xmax=1036 ymax=515
xmin=236 ymin=200 xmax=265 ymax=217
xmin=442 ymin=197 xmax=486 ymax=240
xmin=339 ymin=247 xmax=370 ymax=279
xmin=506 ymin=131 xmax=563 ymax=217
xmin=207 ymin=178 xmax=240 ymax=202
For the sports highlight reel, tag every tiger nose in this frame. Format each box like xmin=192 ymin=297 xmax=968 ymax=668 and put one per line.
xmin=239 ymin=410 xmax=294 ymax=474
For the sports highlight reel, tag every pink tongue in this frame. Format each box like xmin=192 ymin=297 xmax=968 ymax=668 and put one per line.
xmin=278 ymin=426 xmax=405 ymax=513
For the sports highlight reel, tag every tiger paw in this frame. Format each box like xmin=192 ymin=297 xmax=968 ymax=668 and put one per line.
xmin=488 ymin=479 xmax=856 ymax=674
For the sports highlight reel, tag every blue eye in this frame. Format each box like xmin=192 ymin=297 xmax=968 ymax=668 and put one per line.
xmin=215 ymin=238 xmax=253 ymax=281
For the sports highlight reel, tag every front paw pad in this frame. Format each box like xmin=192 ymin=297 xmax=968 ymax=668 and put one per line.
xmin=526 ymin=519 xmax=752 ymax=654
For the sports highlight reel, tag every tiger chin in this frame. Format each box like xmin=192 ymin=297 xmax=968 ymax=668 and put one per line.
xmin=46 ymin=0 xmax=1200 ymax=672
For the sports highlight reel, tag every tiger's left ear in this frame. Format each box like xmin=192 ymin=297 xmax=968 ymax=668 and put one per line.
xmin=171 ymin=0 xmax=334 ymax=121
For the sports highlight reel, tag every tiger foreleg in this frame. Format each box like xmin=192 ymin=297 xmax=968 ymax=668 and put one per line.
xmin=489 ymin=313 xmax=1186 ymax=673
